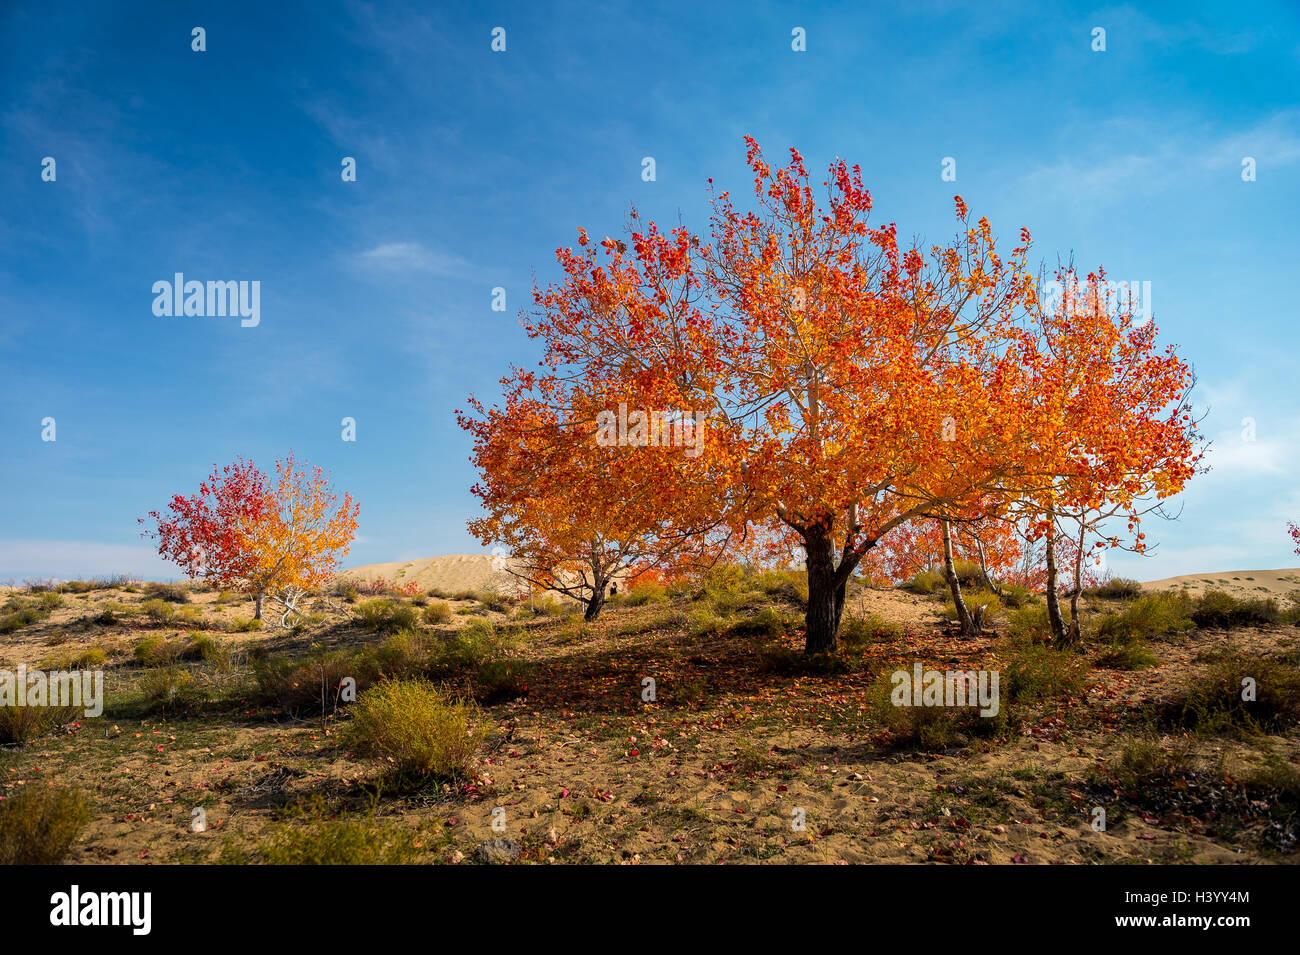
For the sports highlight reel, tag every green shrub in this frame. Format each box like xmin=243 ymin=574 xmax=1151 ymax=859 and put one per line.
xmin=58 ymin=578 xmax=110 ymax=594
xmin=188 ymin=631 xmax=221 ymax=662
xmin=229 ymin=616 xmax=264 ymax=632
xmin=1248 ymin=754 xmax=1300 ymax=797
xmin=867 ymin=670 xmax=1012 ymax=749
xmin=134 ymin=631 xmax=215 ymax=667
xmin=1093 ymin=591 xmax=1193 ymax=643
xmin=1004 ymin=603 xmax=1061 ymax=642
xmin=426 ymin=620 xmax=516 ymax=677
xmin=840 ymin=613 xmax=904 ymax=646
xmin=372 ymin=630 xmax=427 ymax=678
xmin=1095 ymin=637 xmax=1159 ymax=670
xmin=0 ymin=593 xmax=61 ymax=634
xmin=422 ymin=600 xmax=451 ymax=625
xmin=88 ymin=607 xmax=119 ymax=627
xmin=143 ymin=581 xmax=190 ymax=603
xmin=728 ymin=607 xmax=793 ymax=639
xmin=1001 ymin=642 xmax=1089 ymax=703
xmin=472 ymin=589 xmax=514 ymax=613
xmin=617 ymin=580 xmax=669 ymax=606
xmin=1114 ymin=737 xmax=1195 ymax=788
xmin=41 ymin=645 xmax=108 ymax=669
xmin=140 ymin=598 xmax=174 ymax=623
xmin=687 ymin=609 xmax=731 ymax=638
xmin=942 ymin=589 xmax=1001 ymax=623
xmin=754 ymin=570 xmax=809 ymax=606
xmin=288 ymin=612 xmax=325 ymax=637
xmin=1164 ymin=650 xmax=1300 ymax=734
xmin=343 ymin=679 xmax=486 ymax=780
xmin=254 ymin=647 xmax=371 ymax=714
xmin=902 ymin=562 xmax=985 ymax=596
xmin=691 ymin=568 xmax=767 ymax=615
xmin=995 ymin=582 xmax=1036 ymax=608
xmin=1085 ymin=577 xmax=1144 ymax=600
xmin=173 ymin=604 xmax=204 ymax=624
xmin=139 ymin=666 xmax=206 ymax=714
xmin=357 ymin=598 xmax=420 ymax=633
xmin=134 ymin=634 xmax=173 ymax=666
xmin=0 ymin=701 xmax=83 ymax=744
xmin=899 ymin=568 xmax=946 ymax=595
xmin=225 ymin=816 xmax=423 ymax=865
xmin=554 ymin=615 xmax=591 ymax=644
xmin=515 ymin=595 xmax=568 ymax=618
xmin=0 ymin=786 xmax=92 ymax=864
xmin=1192 ymin=589 xmax=1293 ymax=629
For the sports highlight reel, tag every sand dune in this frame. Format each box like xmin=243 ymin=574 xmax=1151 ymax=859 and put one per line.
xmin=342 ymin=556 xmax=1300 ymax=603
xmin=1139 ymin=568 xmax=1300 ymax=599
xmin=338 ymin=554 xmax=517 ymax=594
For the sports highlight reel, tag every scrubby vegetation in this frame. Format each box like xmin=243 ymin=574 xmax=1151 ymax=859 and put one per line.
xmin=343 ymin=679 xmax=487 ymax=781
xmin=0 ymin=786 xmax=92 ymax=864
xmin=1 ymin=566 xmax=1296 ymax=865
xmin=1163 ymin=649 xmax=1300 ymax=735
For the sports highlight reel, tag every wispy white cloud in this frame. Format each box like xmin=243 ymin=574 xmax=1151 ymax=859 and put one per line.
xmin=1022 ymin=110 xmax=1300 ymax=201
xmin=1203 ymin=436 xmax=1289 ymax=477
xmin=354 ymin=242 xmax=474 ymax=276
xmin=0 ymin=540 xmax=175 ymax=582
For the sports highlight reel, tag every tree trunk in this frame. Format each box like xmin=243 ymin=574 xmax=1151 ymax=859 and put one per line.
xmin=941 ymin=519 xmax=977 ymax=637
xmin=1043 ymin=533 xmax=1066 ymax=643
xmin=833 ymin=577 xmax=848 ymax=634
xmin=803 ymin=525 xmax=839 ymax=654
xmin=584 ymin=585 xmax=606 ymax=622
xmin=1065 ymin=590 xmax=1082 ymax=645
xmin=254 ymin=592 xmax=264 ymax=621
xmin=1063 ymin=527 xmax=1086 ymax=646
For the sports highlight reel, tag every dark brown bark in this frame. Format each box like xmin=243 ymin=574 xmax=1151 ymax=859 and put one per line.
xmin=803 ymin=523 xmax=839 ymax=654
xmin=941 ymin=519 xmax=977 ymax=637
xmin=583 ymin=585 xmax=606 ymax=622
xmin=254 ymin=592 xmax=264 ymax=621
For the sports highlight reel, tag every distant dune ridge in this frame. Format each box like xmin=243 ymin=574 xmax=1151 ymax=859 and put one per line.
xmin=337 ymin=556 xmax=1300 ymax=601
xmin=337 ymin=555 xmax=518 ymax=595
xmin=6 ymin=557 xmax=1296 ymax=598
xmin=1139 ymin=568 xmax=1300 ymax=599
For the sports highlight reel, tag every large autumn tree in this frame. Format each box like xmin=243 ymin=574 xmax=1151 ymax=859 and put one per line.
xmin=466 ymin=140 xmax=1199 ymax=653
xmin=141 ymin=454 xmax=360 ymax=624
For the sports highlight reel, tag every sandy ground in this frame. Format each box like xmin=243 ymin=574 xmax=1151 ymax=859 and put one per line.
xmin=2 ymin=575 xmax=1297 ymax=865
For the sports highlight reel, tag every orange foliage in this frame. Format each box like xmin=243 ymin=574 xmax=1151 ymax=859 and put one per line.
xmin=461 ymin=140 xmax=1201 ymax=651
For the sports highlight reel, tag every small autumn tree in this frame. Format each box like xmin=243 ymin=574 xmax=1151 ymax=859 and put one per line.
xmin=458 ymin=375 xmax=737 ymax=621
xmin=1015 ymin=268 xmax=1201 ymax=644
xmin=141 ymin=455 xmax=360 ymax=624
xmin=857 ymin=513 xmax=1024 ymax=636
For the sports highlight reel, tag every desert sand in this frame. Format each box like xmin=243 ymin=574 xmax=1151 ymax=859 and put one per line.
xmin=1139 ymin=568 xmax=1300 ymax=599
xmin=339 ymin=557 xmax=1300 ymax=603
xmin=338 ymin=554 xmax=513 ymax=594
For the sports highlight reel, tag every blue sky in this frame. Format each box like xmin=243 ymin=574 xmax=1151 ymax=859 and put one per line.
xmin=1 ymin=0 xmax=1297 ymax=581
